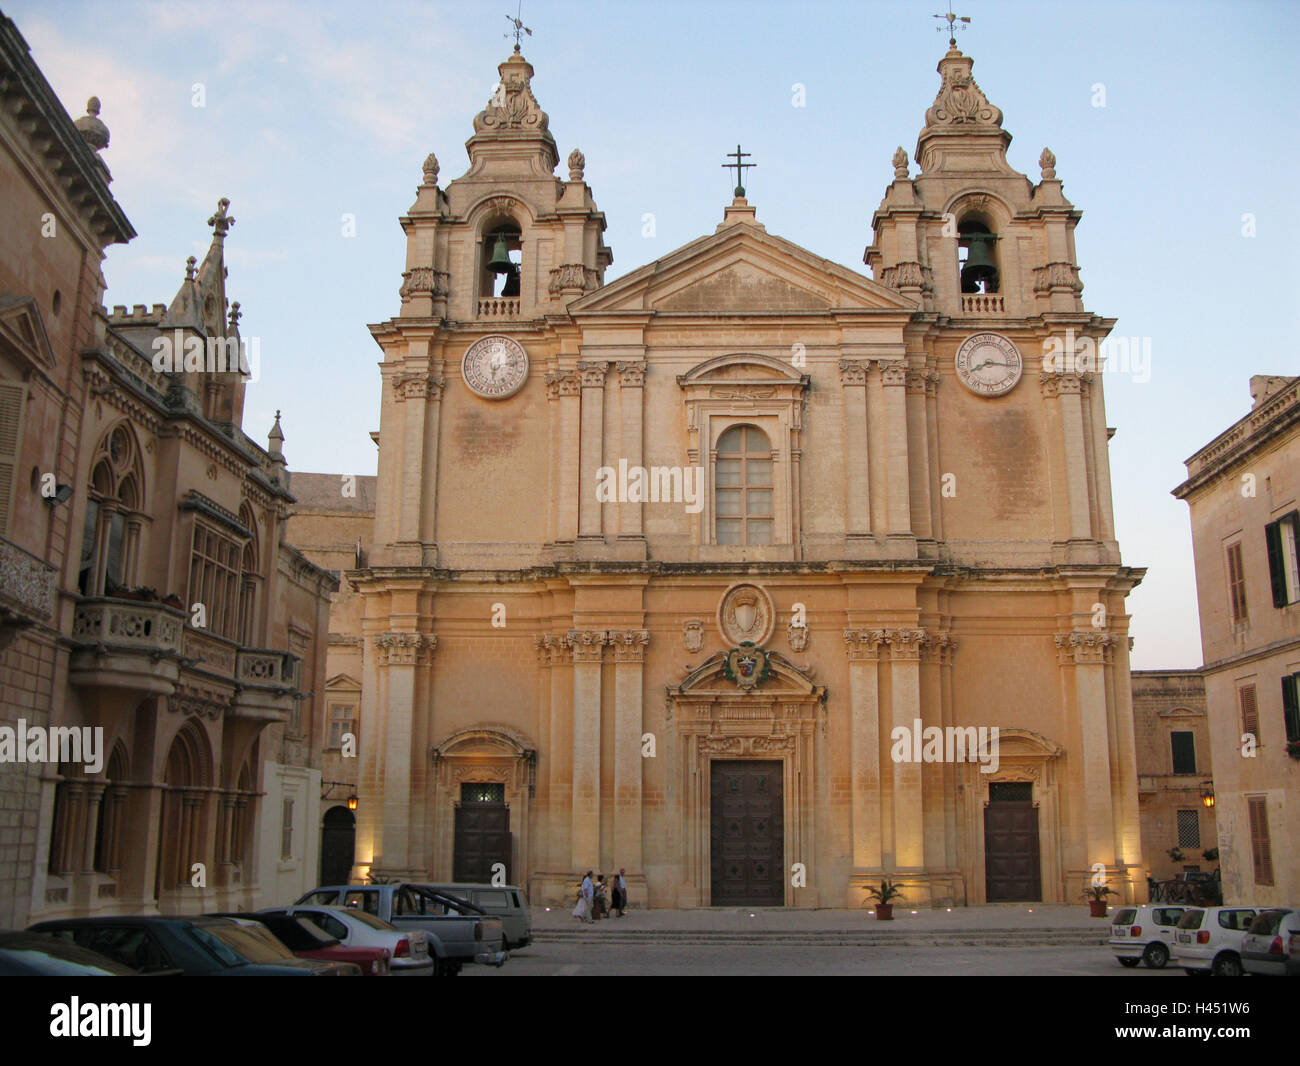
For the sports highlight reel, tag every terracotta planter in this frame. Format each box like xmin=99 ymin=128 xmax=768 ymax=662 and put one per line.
xmin=1088 ymin=899 xmax=1109 ymax=917
xmin=875 ymin=903 xmax=894 ymax=920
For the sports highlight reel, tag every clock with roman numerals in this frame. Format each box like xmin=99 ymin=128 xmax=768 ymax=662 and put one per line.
xmin=954 ymin=332 xmax=1023 ymax=397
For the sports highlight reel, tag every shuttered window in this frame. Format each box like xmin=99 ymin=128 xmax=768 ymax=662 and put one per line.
xmin=0 ymin=382 xmax=26 ymax=537
xmin=1239 ymin=683 xmax=1259 ymax=742
xmin=1170 ymin=730 xmax=1196 ymax=774
xmin=1283 ymin=674 xmax=1300 ymax=745
xmin=1226 ymin=542 xmax=1248 ymax=622
xmin=1265 ymin=512 xmax=1300 ymax=607
xmin=1247 ymin=796 xmax=1273 ymax=887
xmin=1176 ymin=809 xmax=1201 ymax=849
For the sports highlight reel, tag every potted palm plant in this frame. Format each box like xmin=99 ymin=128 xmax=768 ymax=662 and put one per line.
xmin=863 ymin=878 xmax=906 ymax=920
xmin=1084 ymin=883 xmax=1116 ymax=917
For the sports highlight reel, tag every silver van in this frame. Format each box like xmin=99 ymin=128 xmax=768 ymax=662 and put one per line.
xmin=419 ymin=884 xmax=531 ymax=950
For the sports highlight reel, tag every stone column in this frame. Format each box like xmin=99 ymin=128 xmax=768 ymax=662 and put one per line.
xmin=844 ymin=629 xmax=885 ymax=874
xmin=879 ymin=363 xmax=913 ymax=545
xmin=839 ymin=361 xmax=871 ymax=553
xmin=1056 ymin=631 xmax=1116 ymax=868
xmin=373 ymin=632 xmax=436 ymax=876
xmin=905 ymin=370 xmax=933 ymax=540
xmin=569 ymin=629 xmax=608 ymax=871
xmin=551 ymin=372 xmax=581 ymax=545
xmin=887 ymin=628 xmax=927 ymax=869
xmin=419 ymin=375 xmax=446 ymax=554
xmin=395 ymin=376 xmax=433 ymax=552
xmin=616 ymin=363 xmax=646 ymax=544
xmin=577 ymin=362 xmax=608 ymax=543
xmin=81 ymin=782 xmax=104 ymax=873
xmin=610 ymin=630 xmax=648 ymax=873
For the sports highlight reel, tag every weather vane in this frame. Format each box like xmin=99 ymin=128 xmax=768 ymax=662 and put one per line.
xmin=505 ymin=2 xmax=532 ymax=52
xmin=933 ymin=4 xmax=970 ymax=46
xmin=722 ymin=144 xmax=755 ymax=198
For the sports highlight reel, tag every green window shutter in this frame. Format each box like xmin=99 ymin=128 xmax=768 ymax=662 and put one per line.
xmin=1283 ymin=674 xmax=1300 ymax=745
xmin=1265 ymin=519 xmax=1287 ymax=607
xmin=0 ymin=382 xmax=27 ymax=538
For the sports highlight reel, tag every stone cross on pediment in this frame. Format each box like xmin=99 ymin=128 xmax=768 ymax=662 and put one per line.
xmin=207 ymin=197 xmax=235 ymax=238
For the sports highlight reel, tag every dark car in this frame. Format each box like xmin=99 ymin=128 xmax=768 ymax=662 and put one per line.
xmin=210 ymin=912 xmax=390 ymax=975
xmin=28 ymin=916 xmax=360 ymax=976
xmin=0 ymin=930 xmax=140 ymax=976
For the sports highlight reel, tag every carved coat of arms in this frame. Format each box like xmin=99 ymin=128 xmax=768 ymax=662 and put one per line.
xmin=724 ymin=643 xmax=771 ymax=692
xmin=717 ymin=582 xmax=774 ymax=647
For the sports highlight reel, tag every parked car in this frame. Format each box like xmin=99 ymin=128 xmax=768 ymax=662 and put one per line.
xmin=261 ymin=905 xmax=434 ymax=976
xmin=296 ymin=883 xmax=507 ymax=975
xmin=1109 ymin=904 xmax=1186 ymax=968
xmin=211 ymin=912 xmax=390 ymax=975
xmin=0 ymin=930 xmax=141 ymax=976
xmin=418 ymin=883 xmax=531 ymax=949
xmin=1240 ymin=908 xmax=1300 ymax=976
xmin=1172 ymin=906 xmax=1258 ymax=976
xmin=29 ymin=916 xmax=360 ymax=976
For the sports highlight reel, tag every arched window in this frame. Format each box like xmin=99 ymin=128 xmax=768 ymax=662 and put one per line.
xmin=78 ymin=423 xmax=145 ymax=596
xmin=156 ymin=721 xmax=211 ymax=893
xmin=237 ymin=502 xmax=260 ymax=645
xmin=481 ymin=224 xmax=522 ymax=299
xmin=958 ymin=218 xmax=999 ymax=294
xmin=715 ymin=425 xmax=773 ymax=546
xmin=93 ymin=743 xmax=129 ymax=874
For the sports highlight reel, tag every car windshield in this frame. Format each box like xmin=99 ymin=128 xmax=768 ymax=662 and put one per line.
xmin=196 ymin=923 xmax=297 ymax=966
xmin=1111 ymin=909 xmax=1136 ymax=925
xmin=1176 ymin=910 xmax=1204 ymax=929
xmin=345 ymin=910 xmax=397 ymax=932
xmin=297 ymin=890 xmax=342 ymax=905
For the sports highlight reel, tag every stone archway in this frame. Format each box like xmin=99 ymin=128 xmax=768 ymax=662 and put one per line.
xmin=666 ymin=650 xmax=826 ymax=906
xmin=429 ymin=725 xmax=536 ymax=887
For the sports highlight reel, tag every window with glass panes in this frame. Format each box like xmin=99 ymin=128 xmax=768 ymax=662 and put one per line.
xmin=187 ymin=521 xmax=243 ymax=638
xmin=715 ymin=425 xmax=773 ymax=545
xmin=327 ymin=704 xmax=355 ymax=749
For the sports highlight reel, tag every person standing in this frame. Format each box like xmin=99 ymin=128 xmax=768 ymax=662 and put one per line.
xmin=593 ymin=874 xmax=608 ymax=920
xmin=615 ymin=867 xmax=629 ymax=917
xmin=572 ymin=870 xmax=594 ymax=923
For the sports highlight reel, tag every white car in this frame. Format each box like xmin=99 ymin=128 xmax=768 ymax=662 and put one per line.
xmin=1172 ymin=906 xmax=1257 ymax=976
xmin=1240 ymin=908 xmax=1300 ymax=977
xmin=1109 ymin=904 xmax=1186 ymax=968
xmin=262 ymin=905 xmax=435 ymax=976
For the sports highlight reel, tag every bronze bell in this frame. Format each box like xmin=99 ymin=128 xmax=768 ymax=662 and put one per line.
xmin=486 ymin=232 xmax=515 ymax=275
xmin=960 ymin=232 xmax=998 ymax=293
xmin=500 ymin=263 xmax=520 ymax=297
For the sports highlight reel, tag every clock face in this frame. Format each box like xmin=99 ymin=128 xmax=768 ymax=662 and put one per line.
xmin=954 ymin=332 xmax=1023 ymax=397
xmin=461 ymin=335 xmax=529 ymax=399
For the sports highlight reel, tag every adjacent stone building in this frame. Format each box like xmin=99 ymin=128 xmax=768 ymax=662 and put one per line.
xmin=309 ymin=40 xmax=1148 ymax=909
xmin=0 ymin=13 xmax=336 ymax=927
xmin=1174 ymin=374 xmax=1300 ymax=906
xmin=1131 ymin=670 xmax=1217 ymax=883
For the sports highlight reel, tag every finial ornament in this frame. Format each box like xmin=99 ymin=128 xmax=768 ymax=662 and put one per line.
xmin=892 ymin=146 xmax=909 ymax=179
xmin=567 ymin=148 xmax=585 ymax=180
xmin=184 ymin=255 xmax=197 ymax=281
xmin=207 ymin=197 xmax=235 ymax=238
xmin=932 ymin=3 xmax=970 ymax=47
xmin=722 ymin=144 xmax=755 ymax=197
xmin=422 ymin=152 xmax=440 ymax=185
xmin=74 ymin=95 xmax=110 ymax=150
xmin=228 ymin=301 xmax=242 ymax=328
xmin=505 ymin=2 xmax=532 ymax=53
xmin=1039 ymin=147 xmax=1057 ymax=179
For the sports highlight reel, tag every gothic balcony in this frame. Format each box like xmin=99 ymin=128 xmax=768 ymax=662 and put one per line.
xmin=0 ymin=536 xmax=57 ymax=649
xmin=68 ymin=596 xmax=186 ymax=695
xmin=230 ymin=647 xmax=300 ymax=720
xmin=959 ymin=293 xmax=1005 ymax=314
xmin=182 ymin=627 xmax=238 ymax=680
xmin=477 ymin=297 xmax=520 ymax=318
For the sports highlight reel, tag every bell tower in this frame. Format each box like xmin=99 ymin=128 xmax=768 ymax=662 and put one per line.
xmin=369 ymin=45 xmax=613 ymax=567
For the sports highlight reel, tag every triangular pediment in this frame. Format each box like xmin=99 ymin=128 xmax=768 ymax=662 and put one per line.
xmin=0 ymin=295 xmax=56 ymax=372
xmin=325 ymin=672 xmax=362 ymax=691
xmin=569 ymin=222 xmax=917 ymax=316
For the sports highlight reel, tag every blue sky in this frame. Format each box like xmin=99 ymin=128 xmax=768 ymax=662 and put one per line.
xmin=10 ymin=0 xmax=1298 ymax=669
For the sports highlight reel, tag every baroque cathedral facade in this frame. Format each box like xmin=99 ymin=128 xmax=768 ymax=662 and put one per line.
xmin=301 ymin=40 xmax=1147 ymax=908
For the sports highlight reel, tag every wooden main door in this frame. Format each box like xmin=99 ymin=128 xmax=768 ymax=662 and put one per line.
xmin=710 ymin=760 xmax=784 ymax=906
xmin=984 ymin=782 xmax=1041 ymax=901
xmin=319 ymin=806 xmax=356 ymax=886
xmin=453 ymin=784 xmax=511 ymax=883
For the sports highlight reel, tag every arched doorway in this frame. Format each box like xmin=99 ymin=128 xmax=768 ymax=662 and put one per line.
xmin=319 ymin=806 xmax=356 ymax=886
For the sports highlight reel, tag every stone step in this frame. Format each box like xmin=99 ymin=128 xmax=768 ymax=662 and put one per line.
xmin=533 ymin=930 xmax=1104 ymax=946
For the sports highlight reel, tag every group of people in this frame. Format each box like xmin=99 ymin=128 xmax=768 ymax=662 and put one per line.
xmin=572 ymin=869 xmax=628 ymax=923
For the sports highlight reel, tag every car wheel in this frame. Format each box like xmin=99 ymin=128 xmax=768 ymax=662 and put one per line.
xmin=1184 ymin=968 xmax=1208 ymax=976
xmin=1212 ymin=953 xmax=1243 ymax=977
xmin=433 ymin=958 xmax=456 ymax=977
xmin=1118 ymin=957 xmax=1141 ymax=968
xmin=1143 ymin=943 xmax=1169 ymax=969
